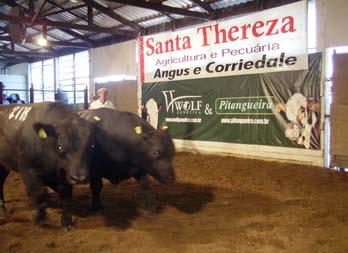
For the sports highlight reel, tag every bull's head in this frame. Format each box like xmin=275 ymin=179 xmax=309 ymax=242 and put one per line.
xmin=33 ymin=117 xmax=95 ymax=185
xmin=140 ymin=127 xmax=176 ymax=184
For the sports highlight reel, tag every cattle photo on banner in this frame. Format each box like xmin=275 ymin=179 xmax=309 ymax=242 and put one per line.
xmin=139 ymin=1 xmax=320 ymax=150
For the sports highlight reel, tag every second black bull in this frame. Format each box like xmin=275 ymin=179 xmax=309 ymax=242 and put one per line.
xmin=79 ymin=108 xmax=176 ymax=211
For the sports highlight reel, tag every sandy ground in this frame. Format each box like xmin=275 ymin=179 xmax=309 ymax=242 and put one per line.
xmin=1 ymin=152 xmax=348 ymax=253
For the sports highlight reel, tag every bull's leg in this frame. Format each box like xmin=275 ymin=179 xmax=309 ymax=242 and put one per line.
xmin=136 ymin=175 xmax=159 ymax=212
xmin=90 ymin=176 xmax=104 ymax=211
xmin=49 ymin=183 xmax=74 ymax=230
xmin=19 ymin=168 xmax=48 ymax=223
xmin=0 ymin=165 xmax=10 ymax=224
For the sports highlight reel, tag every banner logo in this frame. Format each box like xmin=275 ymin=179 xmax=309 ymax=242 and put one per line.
xmin=162 ymin=90 xmax=203 ymax=115
xmin=215 ymin=97 xmax=275 ymax=115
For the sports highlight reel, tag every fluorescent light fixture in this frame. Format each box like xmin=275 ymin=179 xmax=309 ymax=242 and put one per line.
xmin=94 ymin=75 xmax=137 ymax=84
xmin=37 ymin=37 xmax=48 ymax=47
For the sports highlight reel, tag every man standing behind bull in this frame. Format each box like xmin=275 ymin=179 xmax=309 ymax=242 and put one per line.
xmin=89 ymin=87 xmax=115 ymax=110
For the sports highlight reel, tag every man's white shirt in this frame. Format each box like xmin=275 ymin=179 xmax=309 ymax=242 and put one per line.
xmin=89 ymin=99 xmax=115 ymax=110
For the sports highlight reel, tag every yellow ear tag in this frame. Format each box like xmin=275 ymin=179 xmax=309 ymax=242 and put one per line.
xmin=93 ymin=116 xmax=101 ymax=122
xmin=134 ymin=126 xmax=142 ymax=134
xmin=38 ymin=128 xmax=48 ymax=139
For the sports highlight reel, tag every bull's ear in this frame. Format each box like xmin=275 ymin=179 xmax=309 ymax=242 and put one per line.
xmin=33 ymin=123 xmax=58 ymax=139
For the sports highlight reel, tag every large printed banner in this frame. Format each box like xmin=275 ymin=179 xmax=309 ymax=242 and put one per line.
xmin=142 ymin=53 xmax=322 ymax=150
xmin=139 ymin=1 xmax=308 ymax=83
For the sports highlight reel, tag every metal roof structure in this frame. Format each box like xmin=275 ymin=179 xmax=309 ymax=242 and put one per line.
xmin=0 ymin=0 xmax=301 ymax=65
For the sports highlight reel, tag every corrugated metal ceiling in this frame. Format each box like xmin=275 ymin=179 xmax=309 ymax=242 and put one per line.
xmin=0 ymin=0 xmax=264 ymax=64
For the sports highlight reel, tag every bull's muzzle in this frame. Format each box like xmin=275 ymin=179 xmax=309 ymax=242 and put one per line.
xmin=164 ymin=170 xmax=176 ymax=184
xmin=69 ymin=173 xmax=89 ymax=185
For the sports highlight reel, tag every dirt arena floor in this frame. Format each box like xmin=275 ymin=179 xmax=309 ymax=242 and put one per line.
xmin=1 ymin=152 xmax=348 ymax=253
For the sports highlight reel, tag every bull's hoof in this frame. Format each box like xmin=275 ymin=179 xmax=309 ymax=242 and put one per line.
xmin=141 ymin=203 xmax=160 ymax=213
xmin=0 ymin=206 xmax=9 ymax=225
xmin=138 ymin=208 xmax=157 ymax=219
xmin=61 ymin=214 xmax=75 ymax=231
xmin=32 ymin=209 xmax=47 ymax=224
xmin=140 ymin=194 xmax=160 ymax=213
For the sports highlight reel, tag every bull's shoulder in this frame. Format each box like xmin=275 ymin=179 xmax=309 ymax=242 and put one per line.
xmin=1 ymin=102 xmax=71 ymax=115
xmin=79 ymin=108 xmax=155 ymax=137
xmin=106 ymin=110 xmax=155 ymax=133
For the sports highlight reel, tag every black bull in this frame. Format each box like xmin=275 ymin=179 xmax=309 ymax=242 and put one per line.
xmin=0 ymin=102 xmax=95 ymax=228
xmin=79 ymin=108 xmax=176 ymax=211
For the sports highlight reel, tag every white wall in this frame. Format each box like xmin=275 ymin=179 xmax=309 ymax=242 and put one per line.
xmin=90 ymin=40 xmax=137 ymax=96
xmin=316 ymin=0 xmax=348 ymax=50
xmin=174 ymin=140 xmax=324 ymax=166
xmin=6 ymin=63 xmax=29 ymax=76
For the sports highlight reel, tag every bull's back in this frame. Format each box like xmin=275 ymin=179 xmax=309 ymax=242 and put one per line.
xmin=81 ymin=108 xmax=154 ymax=138
xmin=0 ymin=102 xmax=75 ymax=168
xmin=1 ymin=103 xmax=54 ymax=138
xmin=81 ymin=108 xmax=156 ymax=164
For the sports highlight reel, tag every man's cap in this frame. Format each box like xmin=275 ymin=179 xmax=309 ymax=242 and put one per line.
xmin=97 ymin=87 xmax=108 ymax=94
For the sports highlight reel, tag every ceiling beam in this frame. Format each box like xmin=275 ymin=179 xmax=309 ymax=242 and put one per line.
xmin=0 ymin=26 xmax=9 ymax=33
xmin=93 ymin=34 xmax=132 ymax=48
xmin=83 ymin=0 xmax=143 ymax=33
xmin=43 ymin=0 xmax=139 ymax=42
xmin=0 ymin=12 xmax=137 ymax=37
xmin=29 ymin=0 xmax=35 ymax=16
xmin=42 ymin=0 xmax=95 ymax=45
xmin=103 ymin=0 xmax=211 ymax=20
xmin=45 ymin=0 xmax=88 ymax=23
xmin=0 ymin=49 xmax=54 ymax=58
xmin=0 ymin=36 xmax=89 ymax=48
xmin=11 ymin=43 xmax=39 ymax=61
xmin=258 ymin=0 xmax=266 ymax=10
xmin=189 ymin=0 xmax=215 ymax=18
xmin=143 ymin=0 xmax=287 ymax=36
xmin=1 ymin=0 xmax=95 ymax=45
xmin=58 ymin=28 xmax=94 ymax=47
xmin=214 ymin=0 xmax=260 ymax=19
xmin=41 ymin=3 xmax=87 ymax=17
xmin=29 ymin=0 xmax=48 ymax=24
xmin=42 ymin=19 xmax=137 ymax=37
xmin=86 ymin=0 xmax=93 ymax=26
xmin=0 ymin=53 xmax=10 ymax=58
xmin=1 ymin=0 xmax=128 ymax=46
xmin=0 ymin=58 xmax=26 ymax=63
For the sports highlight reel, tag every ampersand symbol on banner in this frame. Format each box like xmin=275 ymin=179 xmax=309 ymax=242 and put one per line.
xmin=205 ymin=104 xmax=213 ymax=115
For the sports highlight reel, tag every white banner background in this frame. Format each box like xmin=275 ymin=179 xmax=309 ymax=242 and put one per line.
xmin=139 ymin=1 xmax=308 ymax=83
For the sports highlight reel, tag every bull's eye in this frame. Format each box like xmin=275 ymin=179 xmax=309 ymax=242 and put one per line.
xmin=90 ymin=144 xmax=95 ymax=151
xmin=57 ymin=144 xmax=65 ymax=154
xmin=153 ymin=151 xmax=160 ymax=159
